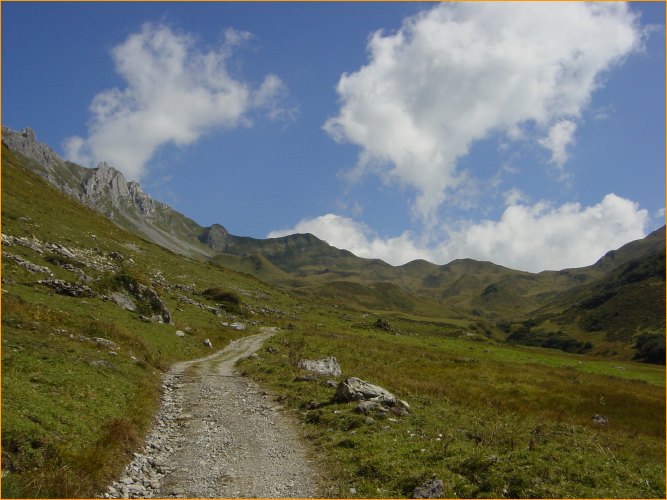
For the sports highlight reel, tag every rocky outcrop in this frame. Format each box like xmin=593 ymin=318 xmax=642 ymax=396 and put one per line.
xmin=133 ymin=284 xmax=172 ymax=324
xmin=103 ymin=292 xmax=137 ymax=312
xmin=298 ymin=356 xmax=342 ymax=377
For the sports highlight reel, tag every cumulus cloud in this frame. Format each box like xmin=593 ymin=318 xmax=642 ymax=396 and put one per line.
xmin=268 ymin=194 xmax=648 ymax=272
xmin=324 ymin=3 xmax=641 ymax=223
xmin=65 ymin=23 xmax=290 ymax=179
xmin=437 ymin=194 xmax=648 ymax=271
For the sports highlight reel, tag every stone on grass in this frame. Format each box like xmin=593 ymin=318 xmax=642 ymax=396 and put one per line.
xmin=298 ymin=356 xmax=342 ymax=377
xmin=592 ymin=414 xmax=608 ymax=425
xmin=413 ymin=479 xmax=444 ymax=498
xmin=203 ymin=338 xmax=213 ymax=348
xmin=334 ymin=377 xmax=396 ymax=405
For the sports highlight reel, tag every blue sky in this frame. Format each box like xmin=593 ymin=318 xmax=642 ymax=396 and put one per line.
xmin=3 ymin=2 xmax=665 ymax=272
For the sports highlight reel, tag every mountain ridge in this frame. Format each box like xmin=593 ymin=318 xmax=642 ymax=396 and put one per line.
xmin=3 ymin=126 xmax=664 ymax=360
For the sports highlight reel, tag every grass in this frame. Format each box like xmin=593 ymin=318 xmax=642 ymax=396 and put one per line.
xmin=2 ymin=143 xmax=664 ymax=498
xmin=1 ymin=146 xmax=298 ymax=497
xmin=239 ymin=315 xmax=665 ymax=498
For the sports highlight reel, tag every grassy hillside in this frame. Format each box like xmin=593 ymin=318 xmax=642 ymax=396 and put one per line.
xmin=1 ymin=144 xmax=299 ymax=497
xmin=2 ymin=142 xmax=664 ymax=498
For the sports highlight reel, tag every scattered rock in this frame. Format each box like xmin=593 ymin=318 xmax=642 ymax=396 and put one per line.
xmin=230 ymin=322 xmax=246 ymax=331
xmin=413 ymin=479 xmax=444 ymax=498
xmin=88 ymin=359 xmax=112 ymax=368
xmin=298 ymin=356 xmax=342 ymax=377
xmin=323 ymin=379 xmax=338 ymax=388
xmin=592 ymin=414 xmax=609 ymax=425
xmin=203 ymin=338 xmax=213 ymax=348
xmin=95 ymin=337 xmax=119 ymax=350
xmin=108 ymin=251 xmax=124 ymax=261
xmin=175 ymin=330 xmax=186 ymax=337
xmin=266 ymin=346 xmax=279 ymax=353
xmin=364 ymin=416 xmax=375 ymax=425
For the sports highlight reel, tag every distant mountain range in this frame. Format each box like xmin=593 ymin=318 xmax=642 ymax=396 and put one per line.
xmin=3 ymin=126 xmax=664 ymax=361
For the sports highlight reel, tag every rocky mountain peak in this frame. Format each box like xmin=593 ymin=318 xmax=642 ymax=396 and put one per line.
xmin=2 ymin=126 xmax=62 ymax=172
xmin=199 ymin=224 xmax=230 ymax=250
xmin=83 ymin=162 xmax=131 ymax=206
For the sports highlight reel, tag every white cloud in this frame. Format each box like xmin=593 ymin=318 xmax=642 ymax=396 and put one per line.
xmin=324 ymin=3 xmax=641 ymax=223
xmin=437 ymin=194 xmax=648 ymax=271
xmin=539 ymin=120 xmax=578 ymax=167
xmin=269 ymin=194 xmax=648 ymax=272
xmin=65 ymin=23 xmax=289 ymax=179
xmin=503 ymin=188 xmax=527 ymax=207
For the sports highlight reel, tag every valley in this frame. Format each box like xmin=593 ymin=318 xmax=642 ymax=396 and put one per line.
xmin=1 ymin=130 xmax=665 ymax=498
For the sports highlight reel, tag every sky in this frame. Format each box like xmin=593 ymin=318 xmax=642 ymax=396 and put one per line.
xmin=3 ymin=2 xmax=665 ymax=272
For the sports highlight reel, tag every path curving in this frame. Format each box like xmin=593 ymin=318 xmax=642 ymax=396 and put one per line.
xmin=104 ymin=328 xmax=320 ymax=498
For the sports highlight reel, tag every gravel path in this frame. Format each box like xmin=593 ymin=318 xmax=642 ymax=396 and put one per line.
xmin=104 ymin=328 xmax=321 ymax=498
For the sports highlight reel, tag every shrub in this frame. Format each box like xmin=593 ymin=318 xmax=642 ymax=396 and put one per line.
xmin=634 ymin=333 xmax=666 ymax=364
xmin=507 ymin=329 xmax=593 ymax=354
xmin=201 ymin=287 xmax=241 ymax=306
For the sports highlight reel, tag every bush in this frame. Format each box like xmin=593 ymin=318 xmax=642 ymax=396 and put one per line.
xmin=202 ymin=287 xmax=241 ymax=306
xmin=634 ymin=333 xmax=666 ymax=365
xmin=507 ymin=329 xmax=593 ymax=354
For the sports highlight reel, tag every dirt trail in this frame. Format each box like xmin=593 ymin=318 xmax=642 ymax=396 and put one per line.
xmin=105 ymin=328 xmax=320 ymax=498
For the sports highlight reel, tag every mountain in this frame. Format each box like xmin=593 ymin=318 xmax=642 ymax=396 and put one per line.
xmin=526 ymin=226 xmax=666 ymax=356
xmin=3 ymin=126 xmax=664 ymax=361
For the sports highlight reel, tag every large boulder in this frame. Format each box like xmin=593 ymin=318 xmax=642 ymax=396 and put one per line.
xmin=334 ymin=377 xmax=396 ymax=405
xmin=298 ymin=356 xmax=342 ymax=377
